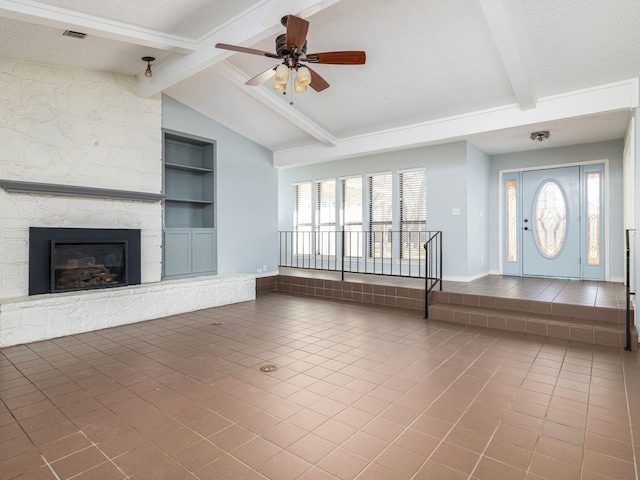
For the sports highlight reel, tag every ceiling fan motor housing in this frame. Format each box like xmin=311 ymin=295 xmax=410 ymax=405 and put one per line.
xmin=275 ymin=33 xmax=307 ymax=59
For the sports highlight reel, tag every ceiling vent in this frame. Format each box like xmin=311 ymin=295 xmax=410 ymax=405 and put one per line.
xmin=63 ymin=30 xmax=87 ymax=39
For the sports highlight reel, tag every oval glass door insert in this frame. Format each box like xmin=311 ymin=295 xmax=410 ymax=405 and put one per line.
xmin=534 ymin=181 xmax=567 ymax=257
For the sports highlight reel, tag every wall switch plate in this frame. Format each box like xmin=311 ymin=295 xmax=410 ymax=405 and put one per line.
xmin=452 ymin=208 xmax=461 ymax=215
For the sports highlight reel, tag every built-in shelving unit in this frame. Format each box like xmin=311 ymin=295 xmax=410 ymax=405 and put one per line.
xmin=163 ymin=130 xmax=217 ymax=279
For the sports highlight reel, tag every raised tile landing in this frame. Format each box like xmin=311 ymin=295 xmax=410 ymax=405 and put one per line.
xmin=260 ymin=269 xmax=634 ymax=348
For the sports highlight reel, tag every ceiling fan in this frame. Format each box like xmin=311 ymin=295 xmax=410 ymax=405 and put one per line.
xmin=215 ymin=15 xmax=366 ymax=94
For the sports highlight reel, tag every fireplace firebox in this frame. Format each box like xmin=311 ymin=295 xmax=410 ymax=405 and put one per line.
xmin=30 ymin=228 xmax=141 ymax=295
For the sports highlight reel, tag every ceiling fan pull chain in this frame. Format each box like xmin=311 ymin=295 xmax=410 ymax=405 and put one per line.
xmin=290 ymin=74 xmax=294 ymax=105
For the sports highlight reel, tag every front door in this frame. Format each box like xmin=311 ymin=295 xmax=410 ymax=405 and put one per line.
xmin=522 ymin=166 xmax=581 ymax=278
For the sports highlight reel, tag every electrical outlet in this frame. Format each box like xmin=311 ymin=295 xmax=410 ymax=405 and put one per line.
xmin=263 ymin=264 xmax=267 ymax=272
xmin=257 ymin=268 xmax=262 ymax=273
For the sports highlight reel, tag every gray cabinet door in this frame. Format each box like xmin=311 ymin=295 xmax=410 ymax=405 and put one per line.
xmin=163 ymin=228 xmax=216 ymax=279
xmin=192 ymin=229 xmax=217 ymax=274
xmin=164 ymin=229 xmax=192 ymax=278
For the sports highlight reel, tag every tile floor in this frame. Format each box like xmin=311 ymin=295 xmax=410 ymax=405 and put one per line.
xmin=1 ymin=290 xmax=639 ymax=479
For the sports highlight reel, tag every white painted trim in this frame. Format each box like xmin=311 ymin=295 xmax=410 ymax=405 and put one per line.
xmin=478 ymin=0 xmax=536 ymax=110
xmin=443 ymin=272 xmax=490 ymax=283
xmin=604 ymin=160 xmax=611 ymax=281
xmin=497 ymin=170 xmax=505 ymax=275
xmin=216 ymin=62 xmax=338 ymax=147
xmin=274 ymin=78 xmax=640 ymax=167
xmin=499 ymin=158 xmax=608 ymax=174
xmin=0 ymin=0 xmax=195 ymax=53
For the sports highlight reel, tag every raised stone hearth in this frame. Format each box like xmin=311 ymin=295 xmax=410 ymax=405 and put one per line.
xmin=0 ymin=273 xmax=256 ymax=347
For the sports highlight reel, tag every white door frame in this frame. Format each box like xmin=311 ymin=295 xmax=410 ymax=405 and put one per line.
xmin=498 ymin=159 xmax=610 ymax=280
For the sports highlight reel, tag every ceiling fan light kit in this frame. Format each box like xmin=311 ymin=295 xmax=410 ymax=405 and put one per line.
xmin=274 ymin=64 xmax=290 ymax=85
xmin=141 ymin=56 xmax=155 ymax=78
xmin=216 ymin=14 xmax=366 ymax=98
xmin=294 ymin=77 xmax=307 ymax=93
xmin=297 ymin=66 xmax=312 ymax=86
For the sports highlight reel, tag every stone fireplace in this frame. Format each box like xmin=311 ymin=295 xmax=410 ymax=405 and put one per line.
xmin=29 ymin=227 xmax=142 ymax=295
xmin=0 ymin=59 xmax=257 ymax=348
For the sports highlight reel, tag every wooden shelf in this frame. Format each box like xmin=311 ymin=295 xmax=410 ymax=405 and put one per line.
xmin=165 ymin=162 xmax=213 ymax=173
xmin=165 ymin=198 xmax=213 ymax=205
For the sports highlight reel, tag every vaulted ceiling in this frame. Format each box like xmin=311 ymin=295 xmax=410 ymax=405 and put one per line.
xmin=1 ymin=0 xmax=638 ymax=167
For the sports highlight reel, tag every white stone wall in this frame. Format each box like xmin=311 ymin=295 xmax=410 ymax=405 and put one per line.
xmin=0 ymin=58 xmax=163 ymax=299
xmin=0 ymin=274 xmax=257 ymax=347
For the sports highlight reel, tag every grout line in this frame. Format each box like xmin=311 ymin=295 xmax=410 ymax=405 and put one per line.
xmin=619 ymin=353 xmax=639 ymax=480
xmin=41 ymin=455 xmax=62 ymax=480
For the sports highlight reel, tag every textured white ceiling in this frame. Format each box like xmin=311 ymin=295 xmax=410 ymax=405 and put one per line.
xmin=0 ymin=0 xmax=638 ymax=165
xmin=30 ymin=0 xmax=259 ymax=38
xmin=508 ymin=0 xmax=640 ymax=97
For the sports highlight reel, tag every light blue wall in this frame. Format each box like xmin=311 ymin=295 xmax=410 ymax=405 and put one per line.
xmin=467 ymin=143 xmax=490 ymax=277
xmin=489 ymin=140 xmax=625 ymax=280
xmin=278 ymin=142 xmax=473 ymax=279
xmin=162 ymin=95 xmax=278 ymax=274
xmin=635 ymin=109 xmax=640 ymax=288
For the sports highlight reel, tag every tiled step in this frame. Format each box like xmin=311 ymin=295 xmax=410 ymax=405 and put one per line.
xmin=429 ymin=291 xmax=634 ymax=348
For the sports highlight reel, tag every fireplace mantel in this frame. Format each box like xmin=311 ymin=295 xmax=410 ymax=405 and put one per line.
xmin=0 ymin=180 xmax=166 ymax=202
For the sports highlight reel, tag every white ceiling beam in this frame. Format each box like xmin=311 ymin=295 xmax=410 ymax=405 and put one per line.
xmin=273 ymin=78 xmax=639 ymax=167
xmin=217 ymin=62 xmax=337 ymax=147
xmin=0 ymin=0 xmax=194 ymax=53
xmin=138 ymin=0 xmax=343 ymax=97
xmin=478 ymin=0 xmax=537 ymax=110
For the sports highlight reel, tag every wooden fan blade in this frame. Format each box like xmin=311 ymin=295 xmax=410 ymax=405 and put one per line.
xmin=245 ymin=65 xmax=278 ymax=86
xmin=285 ymin=15 xmax=309 ymax=53
xmin=304 ymin=51 xmax=366 ymax=65
xmin=307 ymin=66 xmax=330 ymax=92
xmin=215 ymin=43 xmax=280 ymax=59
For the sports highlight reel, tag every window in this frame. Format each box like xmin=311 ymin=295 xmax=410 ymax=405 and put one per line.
xmin=293 ymin=182 xmax=312 ymax=254
xmin=342 ymin=177 xmax=363 ymax=257
xmin=368 ymin=173 xmax=393 ymax=258
xmin=399 ymin=169 xmax=426 ymax=259
xmin=586 ymin=171 xmax=601 ymax=265
xmin=506 ymin=179 xmax=517 ymax=262
xmin=292 ymin=169 xmax=428 ymax=265
xmin=534 ymin=181 xmax=567 ymax=258
xmin=316 ymin=179 xmax=336 ymax=255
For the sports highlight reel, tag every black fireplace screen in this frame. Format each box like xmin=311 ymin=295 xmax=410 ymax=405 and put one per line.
xmin=51 ymin=242 xmax=128 ymax=292
xmin=29 ymin=227 xmax=141 ymax=295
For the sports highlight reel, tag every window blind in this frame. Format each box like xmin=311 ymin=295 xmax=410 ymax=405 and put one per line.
xmin=399 ymin=170 xmax=426 ymax=258
xmin=368 ymin=173 xmax=392 ymax=258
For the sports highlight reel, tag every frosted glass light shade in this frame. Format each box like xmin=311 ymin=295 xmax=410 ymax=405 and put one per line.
xmin=275 ymin=64 xmax=290 ymax=84
xmin=294 ymin=77 xmax=307 ymax=93
xmin=273 ymin=80 xmax=286 ymax=92
xmin=296 ymin=66 xmax=312 ymax=86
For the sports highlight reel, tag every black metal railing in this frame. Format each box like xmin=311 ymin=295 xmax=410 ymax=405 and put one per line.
xmin=279 ymin=230 xmax=442 ymax=283
xmin=423 ymin=231 xmax=443 ymax=319
xmin=625 ymin=229 xmax=636 ymax=351
xmin=279 ymin=229 xmax=443 ymax=320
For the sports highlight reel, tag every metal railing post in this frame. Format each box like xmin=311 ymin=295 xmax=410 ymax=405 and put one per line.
xmin=341 ymin=227 xmax=345 ymax=281
xmin=625 ymin=229 xmax=636 ymax=351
